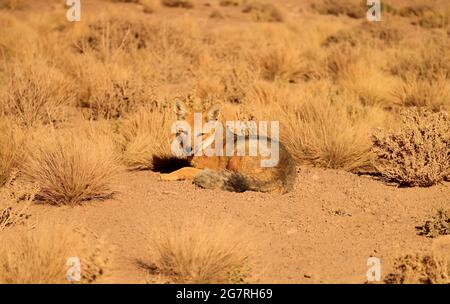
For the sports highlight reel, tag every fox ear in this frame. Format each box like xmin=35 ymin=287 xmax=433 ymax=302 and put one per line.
xmin=174 ymin=100 xmax=188 ymax=120
xmin=206 ymin=104 xmax=221 ymax=121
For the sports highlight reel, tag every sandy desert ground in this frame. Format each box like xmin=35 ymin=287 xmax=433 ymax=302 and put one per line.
xmin=0 ymin=0 xmax=449 ymax=284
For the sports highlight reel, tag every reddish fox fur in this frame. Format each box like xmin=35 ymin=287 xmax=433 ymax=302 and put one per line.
xmin=160 ymin=101 xmax=296 ymax=194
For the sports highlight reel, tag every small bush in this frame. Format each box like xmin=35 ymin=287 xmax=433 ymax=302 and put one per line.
xmin=0 ymin=120 xmax=22 ymax=186
xmin=219 ymin=0 xmax=241 ymax=6
xmin=417 ymin=209 xmax=450 ymax=238
xmin=242 ymin=0 xmax=284 ymax=22
xmin=0 ymin=0 xmax=24 ymax=10
xmin=312 ymin=0 xmax=366 ymax=19
xmin=117 ymin=107 xmax=173 ymax=170
xmin=0 ymin=180 xmax=33 ymax=232
xmin=393 ymin=74 xmax=449 ymax=111
xmin=1 ymin=60 xmax=72 ymax=127
xmin=139 ymin=0 xmax=160 ymax=13
xmin=0 ymin=222 xmax=112 ymax=284
xmin=150 ymin=219 xmax=251 ymax=283
xmin=384 ymin=252 xmax=450 ymax=284
xmin=372 ymin=109 xmax=450 ymax=187
xmin=252 ymin=45 xmax=305 ymax=83
xmin=22 ymin=128 xmax=122 ymax=205
xmin=281 ymin=93 xmax=383 ymax=172
xmin=161 ymin=0 xmax=195 ymax=8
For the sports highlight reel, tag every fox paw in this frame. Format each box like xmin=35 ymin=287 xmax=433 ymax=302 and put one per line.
xmin=160 ymin=173 xmax=180 ymax=181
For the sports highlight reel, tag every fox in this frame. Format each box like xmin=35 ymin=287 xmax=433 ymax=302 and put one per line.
xmin=159 ymin=101 xmax=296 ymax=194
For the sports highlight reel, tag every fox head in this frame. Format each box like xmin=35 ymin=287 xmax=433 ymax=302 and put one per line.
xmin=172 ymin=100 xmax=222 ymax=157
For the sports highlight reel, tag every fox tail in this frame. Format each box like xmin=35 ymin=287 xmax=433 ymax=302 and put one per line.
xmin=193 ymin=169 xmax=278 ymax=193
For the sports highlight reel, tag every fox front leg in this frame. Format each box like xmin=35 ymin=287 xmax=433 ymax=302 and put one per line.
xmin=159 ymin=167 xmax=204 ymax=181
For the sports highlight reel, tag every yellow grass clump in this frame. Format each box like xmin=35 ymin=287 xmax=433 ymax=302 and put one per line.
xmin=0 ymin=179 xmax=33 ymax=232
xmin=0 ymin=222 xmax=112 ymax=284
xmin=0 ymin=0 xmax=24 ymax=10
xmin=242 ymin=0 xmax=284 ymax=23
xmin=280 ymin=91 xmax=385 ymax=172
xmin=0 ymin=120 xmax=23 ymax=186
xmin=161 ymin=0 xmax=195 ymax=9
xmin=117 ymin=107 xmax=173 ymax=170
xmin=22 ymin=127 xmax=122 ymax=205
xmin=1 ymin=60 xmax=73 ymax=127
xmin=150 ymin=218 xmax=251 ymax=283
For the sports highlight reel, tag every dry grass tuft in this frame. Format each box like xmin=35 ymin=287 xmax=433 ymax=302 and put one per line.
xmin=0 ymin=177 xmax=34 ymax=232
xmin=139 ymin=0 xmax=160 ymax=13
xmin=0 ymin=0 xmax=24 ymax=10
xmin=242 ymin=0 xmax=284 ymax=22
xmin=312 ymin=0 xmax=366 ymax=19
xmin=0 ymin=120 xmax=23 ymax=186
xmin=281 ymin=92 xmax=383 ymax=172
xmin=417 ymin=209 xmax=450 ymax=238
xmin=1 ymin=60 xmax=73 ymax=127
xmin=252 ymin=45 xmax=305 ymax=83
xmin=384 ymin=252 xmax=450 ymax=284
xmin=22 ymin=127 xmax=122 ymax=205
xmin=150 ymin=218 xmax=251 ymax=283
xmin=372 ymin=109 xmax=450 ymax=187
xmin=0 ymin=221 xmax=112 ymax=284
xmin=161 ymin=0 xmax=195 ymax=8
xmin=70 ymin=56 xmax=152 ymax=119
xmin=117 ymin=107 xmax=173 ymax=170
xmin=392 ymin=73 xmax=449 ymax=111
xmin=219 ymin=0 xmax=242 ymax=6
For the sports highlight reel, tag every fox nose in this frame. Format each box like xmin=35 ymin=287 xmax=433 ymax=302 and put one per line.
xmin=183 ymin=146 xmax=193 ymax=156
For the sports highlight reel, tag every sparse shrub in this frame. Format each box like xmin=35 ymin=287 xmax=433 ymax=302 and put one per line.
xmin=398 ymin=4 xmax=433 ymax=18
xmin=0 ymin=120 xmax=23 ymax=186
xmin=325 ymin=44 xmax=363 ymax=80
xmin=390 ymin=39 xmax=450 ymax=81
xmin=384 ymin=252 xmax=450 ymax=284
xmin=116 ymin=107 xmax=173 ymax=170
xmin=161 ymin=0 xmax=195 ymax=8
xmin=416 ymin=10 xmax=450 ymax=29
xmin=71 ymin=13 xmax=151 ymax=55
xmin=312 ymin=0 xmax=366 ymax=19
xmin=324 ymin=21 xmax=403 ymax=48
xmin=22 ymin=128 xmax=122 ymax=205
xmin=0 ymin=179 xmax=33 ymax=232
xmin=393 ymin=74 xmax=449 ymax=111
xmin=0 ymin=0 xmax=24 ymax=10
xmin=150 ymin=219 xmax=251 ymax=283
xmin=242 ymin=0 xmax=284 ymax=22
xmin=210 ymin=9 xmax=225 ymax=19
xmin=0 ymin=222 xmax=112 ymax=284
xmin=252 ymin=45 xmax=305 ymax=83
xmin=282 ymin=93 xmax=383 ymax=172
xmin=417 ymin=209 xmax=450 ymax=238
xmin=219 ymin=0 xmax=241 ymax=6
xmin=340 ymin=66 xmax=398 ymax=108
xmin=372 ymin=109 xmax=450 ymax=187
xmin=68 ymin=53 xmax=153 ymax=119
xmin=1 ymin=60 xmax=72 ymax=127
xmin=140 ymin=0 xmax=160 ymax=13
xmin=398 ymin=3 xmax=450 ymax=29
